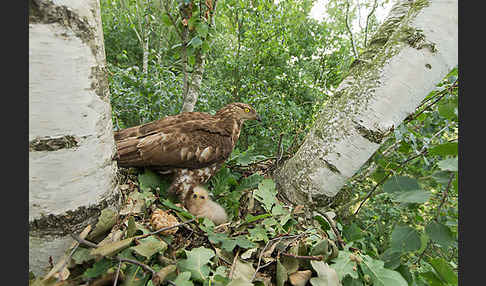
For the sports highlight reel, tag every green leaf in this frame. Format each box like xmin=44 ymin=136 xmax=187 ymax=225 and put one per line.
xmin=425 ymin=221 xmax=455 ymax=248
xmin=188 ymin=36 xmax=203 ymax=48
xmin=253 ymin=179 xmax=277 ymax=212
xmin=276 ymin=259 xmax=288 ymax=286
xmin=232 ymin=259 xmax=255 ymax=282
xmin=429 ymin=142 xmax=458 ymax=156
xmin=89 ymin=208 xmax=117 ymax=239
xmin=177 ymin=247 xmax=215 ymax=282
xmin=420 ymin=271 xmax=446 ymax=286
xmin=329 ymin=250 xmax=358 ymax=280
xmin=161 ymin=14 xmax=172 ymax=26
xmin=429 ymin=257 xmax=458 ymax=286
xmin=90 ymin=237 xmax=136 ymax=257
xmin=310 ymin=261 xmax=340 ymax=286
xmin=438 ymin=102 xmax=457 ymax=120
xmin=390 ymin=225 xmax=421 ymax=252
xmin=343 ymin=223 xmax=364 ymax=242
xmin=131 ymin=237 xmax=167 ymax=259
xmin=248 ymin=225 xmax=269 ymax=242
xmin=138 ymin=168 xmax=169 ymax=193
xmin=127 ymin=216 xmax=137 ymax=238
xmin=392 ymin=189 xmax=432 ymax=203
xmin=172 ymin=272 xmax=194 ymax=286
xmin=383 ymin=176 xmax=420 ymax=194
xmin=82 ymin=258 xmax=113 ymax=278
xmin=196 ymin=23 xmax=209 ymax=38
xmin=360 ymin=256 xmax=408 ymax=286
xmin=235 ymin=173 xmax=263 ymax=191
xmin=380 ymin=248 xmax=401 ymax=270
xmin=342 ymin=276 xmax=364 ymax=286
xmin=437 ymin=157 xmax=458 ymax=172
xmin=72 ymin=247 xmax=94 ymax=264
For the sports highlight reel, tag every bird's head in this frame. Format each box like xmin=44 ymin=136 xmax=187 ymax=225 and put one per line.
xmin=216 ymin=103 xmax=261 ymax=122
xmin=187 ymin=185 xmax=210 ymax=207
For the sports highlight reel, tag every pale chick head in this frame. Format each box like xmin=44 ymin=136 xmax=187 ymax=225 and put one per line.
xmin=188 ymin=185 xmax=210 ymax=208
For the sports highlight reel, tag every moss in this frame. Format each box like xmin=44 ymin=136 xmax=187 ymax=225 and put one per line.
xmin=29 ymin=135 xmax=79 ymax=151
xmin=29 ymin=191 xmax=120 ymax=236
xmin=354 ymin=122 xmax=387 ymax=144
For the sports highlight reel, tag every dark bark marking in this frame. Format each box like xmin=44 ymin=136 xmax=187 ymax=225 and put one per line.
xmin=29 ymin=136 xmax=79 ymax=152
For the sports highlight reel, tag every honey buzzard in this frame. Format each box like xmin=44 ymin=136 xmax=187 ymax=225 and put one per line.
xmin=115 ymin=103 xmax=261 ymax=199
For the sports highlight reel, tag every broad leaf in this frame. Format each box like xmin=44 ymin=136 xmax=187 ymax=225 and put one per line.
xmin=131 ymin=237 xmax=167 ymax=259
xmin=429 ymin=257 xmax=458 ymax=286
xmin=172 ymin=272 xmax=194 ymax=286
xmin=383 ymin=176 xmax=419 ymax=194
xmin=177 ymin=247 xmax=215 ymax=282
xmin=425 ymin=221 xmax=455 ymax=248
xmin=390 ymin=225 xmax=421 ymax=252
xmin=392 ymin=189 xmax=431 ymax=203
xmin=329 ymin=251 xmax=358 ymax=280
xmin=361 ymin=256 xmax=408 ymax=286
xmin=253 ymin=179 xmax=277 ymax=212
xmin=310 ymin=260 xmax=341 ymax=286
xmin=429 ymin=142 xmax=458 ymax=156
xmin=437 ymin=157 xmax=458 ymax=172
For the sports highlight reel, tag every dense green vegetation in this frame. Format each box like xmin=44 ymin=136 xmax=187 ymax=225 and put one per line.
xmin=33 ymin=0 xmax=458 ymax=285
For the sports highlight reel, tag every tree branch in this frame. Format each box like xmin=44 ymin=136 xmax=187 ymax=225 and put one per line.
xmin=345 ymin=0 xmax=358 ymax=59
xmin=364 ymin=0 xmax=378 ymax=47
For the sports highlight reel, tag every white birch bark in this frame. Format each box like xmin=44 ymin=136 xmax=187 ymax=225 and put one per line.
xmin=274 ymin=0 xmax=457 ymax=207
xmin=29 ymin=0 xmax=119 ymax=276
xmin=181 ymin=51 xmax=206 ymax=112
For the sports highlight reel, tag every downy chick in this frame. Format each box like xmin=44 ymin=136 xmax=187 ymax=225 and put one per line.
xmin=185 ymin=185 xmax=228 ymax=225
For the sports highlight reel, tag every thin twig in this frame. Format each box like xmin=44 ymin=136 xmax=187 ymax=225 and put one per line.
xmin=436 ymin=173 xmax=455 ymax=220
xmin=113 ymin=260 xmax=122 ymax=286
xmin=364 ymin=0 xmax=378 ymax=47
xmin=116 ymin=257 xmax=156 ymax=276
xmin=345 ymin=0 xmax=358 ymax=59
xmin=228 ymin=249 xmax=240 ymax=280
xmin=319 ymin=212 xmax=345 ymax=249
xmin=251 ymin=233 xmax=305 ymax=282
xmin=70 ymin=234 xmax=99 ymax=249
xmin=280 ymin=252 xmax=324 ymax=261
xmin=276 ymin=133 xmax=285 ymax=166
xmin=138 ymin=218 xmax=196 ymax=239
xmin=353 ymin=150 xmax=428 ymax=216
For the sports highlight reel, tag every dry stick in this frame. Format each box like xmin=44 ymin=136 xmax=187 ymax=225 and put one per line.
xmin=276 ymin=133 xmax=285 ymax=166
xmin=435 ymin=173 xmax=455 ymax=221
xmin=116 ymin=257 xmax=156 ymax=276
xmin=70 ymin=234 xmax=99 ymax=249
xmin=280 ymin=252 xmax=324 ymax=261
xmin=113 ymin=260 xmax=122 ymax=286
xmin=319 ymin=212 xmax=345 ymax=249
xmin=251 ymin=233 xmax=305 ymax=282
xmin=228 ymin=249 xmax=240 ymax=280
xmin=353 ymin=150 xmax=428 ymax=216
xmin=138 ymin=218 xmax=196 ymax=239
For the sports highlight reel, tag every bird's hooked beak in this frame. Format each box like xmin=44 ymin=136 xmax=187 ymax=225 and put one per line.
xmin=256 ymin=114 xmax=262 ymax=122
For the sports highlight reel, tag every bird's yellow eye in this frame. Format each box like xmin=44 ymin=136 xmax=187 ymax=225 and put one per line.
xmin=244 ymin=108 xmax=250 ymax=113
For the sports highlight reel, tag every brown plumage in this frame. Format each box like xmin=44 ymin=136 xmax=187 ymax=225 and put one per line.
xmin=115 ymin=102 xmax=261 ymax=199
xmin=185 ymin=185 xmax=228 ymax=225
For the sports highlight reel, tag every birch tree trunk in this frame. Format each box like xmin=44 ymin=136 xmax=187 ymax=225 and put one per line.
xmin=181 ymin=50 xmax=206 ymax=112
xmin=29 ymin=0 xmax=119 ymax=276
xmin=274 ymin=0 xmax=457 ymax=208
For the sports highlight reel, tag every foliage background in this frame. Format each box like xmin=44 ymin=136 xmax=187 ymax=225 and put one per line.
xmin=97 ymin=0 xmax=459 ymax=285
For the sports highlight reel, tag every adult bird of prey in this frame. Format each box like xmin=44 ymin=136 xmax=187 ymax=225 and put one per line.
xmin=114 ymin=102 xmax=261 ymax=201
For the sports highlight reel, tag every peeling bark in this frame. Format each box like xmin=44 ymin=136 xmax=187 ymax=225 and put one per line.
xmin=274 ymin=0 xmax=458 ymax=209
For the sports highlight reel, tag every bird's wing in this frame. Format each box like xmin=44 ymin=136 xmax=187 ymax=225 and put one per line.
xmin=117 ymin=119 xmax=234 ymax=169
xmin=114 ymin=112 xmax=213 ymax=141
